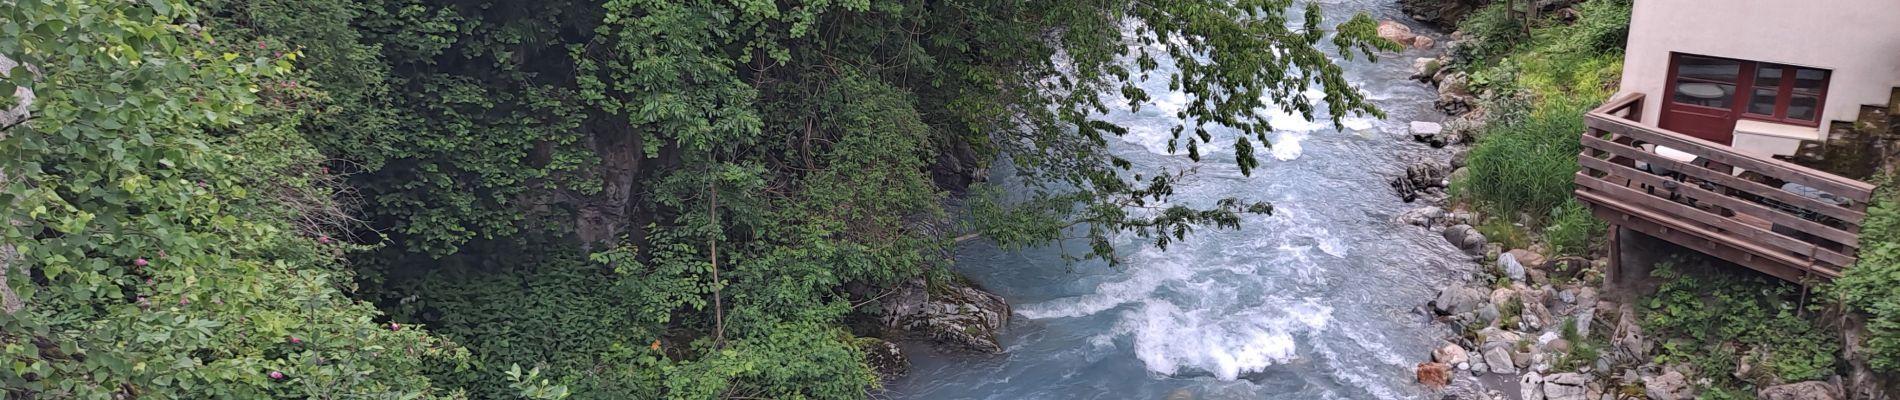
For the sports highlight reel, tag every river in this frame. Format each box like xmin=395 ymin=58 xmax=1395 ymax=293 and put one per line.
xmin=887 ymin=1 xmax=1475 ymax=399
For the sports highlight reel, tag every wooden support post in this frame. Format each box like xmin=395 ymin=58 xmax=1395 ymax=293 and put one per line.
xmin=1608 ymin=225 xmax=1622 ymax=284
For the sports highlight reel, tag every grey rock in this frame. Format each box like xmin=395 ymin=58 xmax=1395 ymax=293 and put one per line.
xmin=1477 ymin=303 xmax=1501 ymax=325
xmin=1543 ymin=373 xmax=1589 ymax=400
xmin=1485 ymin=348 xmax=1519 ymax=375
xmin=1757 ymin=381 xmax=1842 ymax=400
xmin=1435 ymin=286 xmax=1487 ymax=315
xmin=1500 ymin=252 xmax=1527 ymax=283
xmin=884 ymin=279 xmax=1011 ymax=353
xmin=1399 ymin=206 xmax=1447 ymax=227
xmin=1642 ymin=369 xmax=1694 ymax=400
xmin=1520 ymin=372 xmax=1545 ymax=400
xmin=1443 ymin=224 xmax=1488 ymax=252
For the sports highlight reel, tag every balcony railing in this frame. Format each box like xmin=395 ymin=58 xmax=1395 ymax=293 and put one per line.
xmin=1574 ymin=93 xmax=1875 ymax=281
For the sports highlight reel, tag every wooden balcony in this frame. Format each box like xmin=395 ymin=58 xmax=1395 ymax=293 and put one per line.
xmin=1575 ymin=93 xmax=1875 ymax=283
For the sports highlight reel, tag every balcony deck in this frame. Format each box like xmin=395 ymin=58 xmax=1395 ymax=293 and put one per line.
xmin=1575 ymin=93 xmax=1875 ymax=283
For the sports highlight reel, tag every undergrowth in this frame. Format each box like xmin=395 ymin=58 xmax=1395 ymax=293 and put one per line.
xmin=1834 ymin=176 xmax=1900 ymax=372
xmin=1641 ymin=262 xmax=1840 ymax=391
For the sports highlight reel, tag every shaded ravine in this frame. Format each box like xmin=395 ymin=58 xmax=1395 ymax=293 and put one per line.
xmin=888 ymin=1 xmax=1474 ymax=399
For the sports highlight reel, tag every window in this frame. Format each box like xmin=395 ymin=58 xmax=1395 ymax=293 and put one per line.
xmin=1668 ymin=53 xmax=1831 ymax=126
xmin=1670 ymin=55 xmax=1741 ymax=108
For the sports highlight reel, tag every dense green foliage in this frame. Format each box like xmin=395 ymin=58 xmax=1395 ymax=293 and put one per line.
xmin=0 ymin=0 xmax=467 ymax=397
xmin=1642 ymin=262 xmax=1841 ymax=390
xmin=1835 ymin=180 xmax=1900 ymax=372
xmin=1449 ymin=0 xmax=1625 ymax=255
xmin=3 ymin=0 xmax=1397 ymax=397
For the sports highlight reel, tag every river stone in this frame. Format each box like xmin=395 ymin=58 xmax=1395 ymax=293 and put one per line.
xmin=1758 ymin=381 xmax=1842 ymax=400
xmin=1413 ymin=35 xmax=1435 ymax=49
xmin=1418 ymin=362 xmax=1453 ymax=388
xmin=1484 ymin=348 xmax=1518 ymax=375
xmin=1499 ymin=252 xmax=1527 ymax=283
xmin=1642 ymin=369 xmax=1694 ymax=400
xmin=1434 ymin=286 xmax=1486 ymax=315
xmin=1443 ymin=224 xmax=1487 ymax=252
xmin=1410 ymin=121 xmax=1444 ymax=140
xmin=1398 ymin=206 xmax=1446 ymax=227
xmin=1506 ymin=249 xmax=1548 ymax=270
xmin=1377 ymin=20 xmax=1417 ymax=46
xmin=1434 ymin=341 xmax=1471 ymax=365
xmin=1476 ymin=303 xmax=1501 ymax=325
xmin=1543 ymin=373 xmax=1589 ymax=400
xmin=1519 ymin=372 xmax=1544 ymax=400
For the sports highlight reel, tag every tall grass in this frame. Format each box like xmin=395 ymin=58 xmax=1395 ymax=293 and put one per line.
xmin=1459 ymin=0 xmax=1628 ymax=236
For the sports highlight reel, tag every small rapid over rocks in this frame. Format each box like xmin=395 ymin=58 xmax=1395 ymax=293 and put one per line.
xmin=888 ymin=1 xmax=1475 ymax=399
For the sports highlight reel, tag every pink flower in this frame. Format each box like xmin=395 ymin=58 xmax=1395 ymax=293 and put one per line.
xmin=157 ymin=250 xmax=167 ymax=258
xmin=288 ymin=336 xmax=302 ymax=344
xmin=257 ymin=41 xmax=267 ymax=49
xmin=269 ymin=371 xmax=285 ymax=380
xmin=389 ymin=322 xmax=401 ymax=331
xmin=318 ymin=235 xmax=332 ymax=244
xmin=134 ymin=258 xmax=148 ymax=267
xmin=178 ymin=295 xmax=189 ymax=306
xmin=145 ymin=278 xmax=153 ymax=285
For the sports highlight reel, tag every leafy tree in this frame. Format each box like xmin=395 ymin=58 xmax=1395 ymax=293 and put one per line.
xmin=0 ymin=0 xmax=466 ymax=397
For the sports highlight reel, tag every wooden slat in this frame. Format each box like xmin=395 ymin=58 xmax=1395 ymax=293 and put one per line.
xmin=1582 ymin=198 xmax=1833 ymax=282
xmin=1577 ymin=156 xmax=1861 ymax=248
xmin=1591 ymin=92 xmax=1645 ymax=116
xmin=1579 ymin=134 xmax=1868 ymax=224
xmin=1575 ymin=173 xmax=1857 ymax=268
xmin=1584 ymin=113 xmax=1874 ymax=202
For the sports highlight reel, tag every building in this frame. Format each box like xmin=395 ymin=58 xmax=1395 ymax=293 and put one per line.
xmin=1576 ymin=0 xmax=1897 ymax=284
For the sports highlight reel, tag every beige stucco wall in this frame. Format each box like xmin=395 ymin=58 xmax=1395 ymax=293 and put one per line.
xmin=1619 ymin=0 xmax=1900 ymax=138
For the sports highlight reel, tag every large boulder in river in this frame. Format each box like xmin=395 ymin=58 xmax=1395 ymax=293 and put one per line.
xmin=1434 ymin=341 xmax=1471 ymax=365
xmin=881 ymin=278 xmax=1011 ymax=353
xmin=1758 ymin=381 xmax=1843 ymax=400
xmin=1377 ymin=20 xmax=1418 ymax=47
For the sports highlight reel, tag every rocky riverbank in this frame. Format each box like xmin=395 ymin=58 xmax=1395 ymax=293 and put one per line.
xmin=1387 ymin=8 xmax=1866 ymax=400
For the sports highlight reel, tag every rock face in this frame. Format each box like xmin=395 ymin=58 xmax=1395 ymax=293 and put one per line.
xmin=858 ymin=338 xmax=910 ymax=381
xmin=882 ymin=279 xmax=1011 ymax=353
xmin=1758 ymin=381 xmax=1843 ymax=400
xmin=1378 ymin=20 xmax=1418 ymax=47
xmin=1642 ymin=369 xmax=1694 ymax=400
xmin=1418 ymin=362 xmax=1453 ymax=388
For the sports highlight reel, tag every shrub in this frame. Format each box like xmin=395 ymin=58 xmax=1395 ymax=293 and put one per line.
xmin=1642 ymin=262 xmax=1841 ymax=388
xmin=1545 ymin=199 xmax=1605 ymax=257
xmin=1452 ymin=3 xmax=1529 ymax=68
xmin=1464 ymin=100 xmax=1590 ymax=214
xmin=1834 ymin=179 xmax=1900 ymax=372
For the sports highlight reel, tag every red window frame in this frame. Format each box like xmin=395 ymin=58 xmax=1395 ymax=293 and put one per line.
xmin=1665 ymin=53 xmax=1831 ymax=127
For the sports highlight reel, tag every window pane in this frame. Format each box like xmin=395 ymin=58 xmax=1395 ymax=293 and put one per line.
xmin=1755 ymin=66 xmax=1784 ymax=87
xmin=1673 ymin=80 xmax=1735 ymax=108
xmin=1789 ymin=94 xmax=1819 ymax=120
xmin=1748 ymin=88 xmax=1778 ymax=115
xmin=1677 ymin=55 xmax=1742 ymax=82
xmin=1794 ymin=68 xmax=1827 ymax=91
